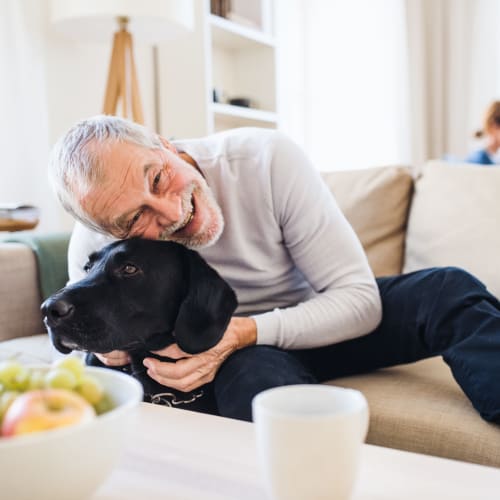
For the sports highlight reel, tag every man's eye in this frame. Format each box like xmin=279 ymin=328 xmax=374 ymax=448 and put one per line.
xmin=128 ymin=210 xmax=143 ymax=232
xmin=152 ymin=171 xmax=162 ymax=192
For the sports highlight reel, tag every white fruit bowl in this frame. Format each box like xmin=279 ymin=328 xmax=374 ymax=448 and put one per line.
xmin=0 ymin=365 xmax=143 ymax=500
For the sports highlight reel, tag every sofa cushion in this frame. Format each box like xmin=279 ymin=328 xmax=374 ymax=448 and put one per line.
xmin=331 ymin=357 xmax=500 ymax=468
xmin=322 ymin=166 xmax=414 ymax=277
xmin=404 ymin=161 xmax=500 ymax=298
xmin=4 ymin=232 xmax=70 ymax=300
xmin=0 ymin=243 xmax=45 ymax=342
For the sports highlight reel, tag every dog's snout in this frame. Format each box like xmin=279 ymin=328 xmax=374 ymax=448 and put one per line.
xmin=42 ymin=298 xmax=75 ymax=324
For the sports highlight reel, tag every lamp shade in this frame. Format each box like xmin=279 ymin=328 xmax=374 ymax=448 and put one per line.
xmin=49 ymin=0 xmax=194 ymax=44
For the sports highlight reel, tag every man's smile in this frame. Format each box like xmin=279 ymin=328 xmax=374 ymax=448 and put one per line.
xmin=173 ymin=195 xmax=195 ymax=235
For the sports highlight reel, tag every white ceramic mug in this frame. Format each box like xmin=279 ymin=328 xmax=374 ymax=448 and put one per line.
xmin=252 ymin=384 xmax=369 ymax=500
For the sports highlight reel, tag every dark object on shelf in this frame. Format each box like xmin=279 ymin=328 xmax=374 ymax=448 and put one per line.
xmin=211 ymin=0 xmax=231 ymax=18
xmin=228 ymin=97 xmax=251 ymax=108
xmin=213 ymin=88 xmax=223 ymax=103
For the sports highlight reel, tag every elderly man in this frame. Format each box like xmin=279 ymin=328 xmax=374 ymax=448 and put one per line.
xmin=49 ymin=115 xmax=500 ymax=422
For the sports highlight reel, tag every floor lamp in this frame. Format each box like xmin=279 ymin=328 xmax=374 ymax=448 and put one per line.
xmin=49 ymin=0 xmax=194 ymax=126
xmin=103 ymin=16 xmax=144 ymax=123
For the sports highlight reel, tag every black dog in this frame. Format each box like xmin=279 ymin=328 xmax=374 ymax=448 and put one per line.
xmin=41 ymin=238 xmax=237 ymax=412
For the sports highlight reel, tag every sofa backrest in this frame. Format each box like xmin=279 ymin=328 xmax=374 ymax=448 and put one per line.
xmin=404 ymin=160 xmax=500 ymax=299
xmin=322 ymin=165 xmax=414 ymax=277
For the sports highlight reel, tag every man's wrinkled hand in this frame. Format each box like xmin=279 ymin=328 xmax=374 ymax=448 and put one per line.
xmin=143 ymin=317 xmax=257 ymax=392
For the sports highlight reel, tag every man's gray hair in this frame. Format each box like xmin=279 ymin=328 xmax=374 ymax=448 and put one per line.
xmin=48 ymin=114 xmax=163 ymax=233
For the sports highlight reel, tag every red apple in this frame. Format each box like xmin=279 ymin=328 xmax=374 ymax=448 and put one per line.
xmin=1 ymin=388 xmax=96 ymax=437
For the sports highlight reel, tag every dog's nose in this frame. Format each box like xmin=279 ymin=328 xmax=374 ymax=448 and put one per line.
xmin=41 ymin=298 xmax=75 ymax=325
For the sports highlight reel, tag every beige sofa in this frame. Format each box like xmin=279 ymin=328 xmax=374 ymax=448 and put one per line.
xmin=1 ymin=160 xmax=499 ymax=467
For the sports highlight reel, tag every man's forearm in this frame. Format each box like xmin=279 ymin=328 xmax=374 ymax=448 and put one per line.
xmin=229 ymin=316 xmax=257 ymax=349
xmin=251 ymin=280 xmax=382 ymax=350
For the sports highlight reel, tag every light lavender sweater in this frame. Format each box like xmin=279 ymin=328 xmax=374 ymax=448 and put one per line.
xmin=68 ymin=128 xmax=381 ymax=349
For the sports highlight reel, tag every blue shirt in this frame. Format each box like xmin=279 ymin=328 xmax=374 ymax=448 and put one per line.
xmin=466 ymin=149 xmax=495 ymax=165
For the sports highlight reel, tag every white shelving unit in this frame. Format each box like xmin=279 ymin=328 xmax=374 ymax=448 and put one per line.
xmin=157 ymin=0 xmax=278 ymax=139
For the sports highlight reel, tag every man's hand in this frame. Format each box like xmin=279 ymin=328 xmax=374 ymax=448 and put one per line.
xmin=143 ymin=316 xmax=257 ymax=393
xmin=94 ymin=351 xmax=131 ymax=366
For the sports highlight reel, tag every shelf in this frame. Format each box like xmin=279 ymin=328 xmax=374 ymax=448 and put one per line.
xmin=212 ymin=102 xmax=277 ymax=123
xmin=212 ymin=103 xmax=277 ymax=130
xmin=157 ymin=1 xmax=278 ymax=138
xmin=209 ymin=14 xmax=275 ymax=49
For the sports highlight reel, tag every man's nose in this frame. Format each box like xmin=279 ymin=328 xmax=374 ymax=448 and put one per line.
xmin=150 ymin=194 xmax=183 ymax=227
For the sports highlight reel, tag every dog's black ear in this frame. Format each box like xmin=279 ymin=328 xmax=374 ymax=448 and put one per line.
xmin=174 ymin=251 xmax=237 ymax=354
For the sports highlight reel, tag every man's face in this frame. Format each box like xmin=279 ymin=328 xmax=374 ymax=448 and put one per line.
xmin=81 ymin=140 xmax=224 ymax=248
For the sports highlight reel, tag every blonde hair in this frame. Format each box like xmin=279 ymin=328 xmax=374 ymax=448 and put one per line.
xmin=48 ymin=115 xmax=163 ymax=233
xmin=474 ymin=101 xmax=500 ymax=139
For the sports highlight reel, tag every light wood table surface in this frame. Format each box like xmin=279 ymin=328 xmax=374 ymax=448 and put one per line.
xmin=93 ymin=402 xmax=500 ymax=499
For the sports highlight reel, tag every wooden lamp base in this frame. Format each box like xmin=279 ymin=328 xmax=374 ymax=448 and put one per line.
xmin=102 ymin=17 xmax=144 ymax=124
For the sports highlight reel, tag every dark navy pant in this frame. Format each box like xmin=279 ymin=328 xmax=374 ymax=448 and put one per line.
xmin=210 ymin=267 xmax=500 ymax=423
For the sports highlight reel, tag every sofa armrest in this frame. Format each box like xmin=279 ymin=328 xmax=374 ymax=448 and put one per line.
xmin=0 ymin=243 xmax=45 ymax=341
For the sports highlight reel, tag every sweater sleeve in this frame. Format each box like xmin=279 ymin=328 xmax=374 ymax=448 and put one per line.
xmin=252 ymin=133 xmax=382 ymax=349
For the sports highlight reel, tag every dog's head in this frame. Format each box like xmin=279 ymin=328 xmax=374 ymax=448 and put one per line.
xmin=41 ymin=238 xmax=237 ymax=356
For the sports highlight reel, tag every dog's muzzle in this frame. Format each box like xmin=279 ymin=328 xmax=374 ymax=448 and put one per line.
xmin=41 ymin=296 xmax=84 ymax=354
xmin=41 ymin=297 xmax=75 ymax=328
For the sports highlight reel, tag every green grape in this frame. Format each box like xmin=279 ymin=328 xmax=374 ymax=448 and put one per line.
xmin=0 ymin=359 xmax=116 ymax=425
xmin=93 ymin=393 xmax=115 ymax=415
xmin=27 ymin=370 xmax=46 ymax=390
xmin=76 ymin=374 xmax=104 ymax=405
xmin=45 ymin=367 xmax=78 ymax=390
xmin=52 ymin=356 xmax=85 ymax=382
xmin=10 ymin=366 xmax=30 ymax=391
xmin=0 ymin=361 xmax=30 ymax=391
xmin=0 ymin=360 xmax=24 ymax=390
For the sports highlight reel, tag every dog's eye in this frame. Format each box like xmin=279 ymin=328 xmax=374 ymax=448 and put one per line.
xmin=83 ymin=262 xmax=92 ymax=273
xmin=122 ymin=264 xmax=138 ymax=275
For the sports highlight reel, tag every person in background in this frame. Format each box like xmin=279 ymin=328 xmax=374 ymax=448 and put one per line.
xmin=466 ymin=100 xmax=500 ymax=165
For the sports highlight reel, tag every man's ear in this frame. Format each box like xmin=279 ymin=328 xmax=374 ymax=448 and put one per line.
xmin=158 ymin=135 xmax=199 ymax=170
xmin=158 ymin=135 xmax=178 ymax=154
xmin=174 ymin=251 xmax=238 ymax=354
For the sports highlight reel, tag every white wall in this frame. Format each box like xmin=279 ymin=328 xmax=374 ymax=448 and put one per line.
xmin=466 ymin=0 xmax=500 ymax=155
xmin=275 ymin=0 xmax=410 ymax=171
xmin=46 ymin=39 xmax=156 ymax=146
xmin=275 ymin=0 xmax=500 ymax=170
xmin=0 ymin=0 xmax=51 ymax=232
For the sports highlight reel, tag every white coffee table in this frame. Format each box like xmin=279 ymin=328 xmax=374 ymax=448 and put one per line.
xmin=93 ymin=403 xmax=500 ymax=499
